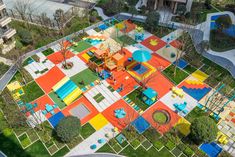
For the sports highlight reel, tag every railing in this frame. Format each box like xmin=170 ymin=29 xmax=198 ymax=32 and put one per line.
xmin=0 ymin=16 xmax=11 ymax=27
xmin=2 ymin=28 xmax=16 ymax=40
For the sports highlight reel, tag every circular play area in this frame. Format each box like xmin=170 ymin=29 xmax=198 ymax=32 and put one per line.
xmin=152 ymin=110 xmax=170 ymax=125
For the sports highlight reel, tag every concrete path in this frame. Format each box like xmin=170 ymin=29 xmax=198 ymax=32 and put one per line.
xmin=94 ymin=7 xmax=109 ymax=20
xmin=70 ymin=153 xmax=125 ymax=157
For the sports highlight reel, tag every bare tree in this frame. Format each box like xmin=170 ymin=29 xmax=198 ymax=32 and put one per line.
xmin=58 ymin=39 xmax=72 ymax=69
xmin=54 ymin=9 xmax=66 ymax=35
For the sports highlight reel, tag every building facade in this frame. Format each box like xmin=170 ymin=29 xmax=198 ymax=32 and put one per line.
xmin=0 ymin=0 xmax=16 ymax=54
xmin=150 ymin=0 xmax=193 ymax=14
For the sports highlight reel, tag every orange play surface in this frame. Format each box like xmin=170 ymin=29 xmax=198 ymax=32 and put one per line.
xmin=36 ymin=66 xmax=65 ymax=93
xmin=106 ymin=70 xmax=139 ymax=97
xmin=170 ymin=40 xmax=183 ymax=49
xmin=141 ymin=36 xmax=166 ymax=52
xmin=145 ymin=71 xmax=173 ymax=98
xmin=148 ymin=53 xmax=171 ymax=70
xmin=62 ymin=96 xmax=99 ymax=125
xmin=142 ymin=101 xmax=180 ymax=134
xmin=47 ymin=50 xmax=74 ymax=64
xmin=102 ymin=99 xmax=139 ymax=131
xmin=120 ymin=20 xmax=136 ymax=33
xmin=29 ymin=94 xmax=60 ymax=119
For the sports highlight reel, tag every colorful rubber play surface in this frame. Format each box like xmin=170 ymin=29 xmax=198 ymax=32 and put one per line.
xmin=9 ymin=18 xmax=234 ymax=157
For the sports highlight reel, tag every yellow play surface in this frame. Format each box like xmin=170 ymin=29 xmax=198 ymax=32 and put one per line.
xmin=174 ymin=118 xmax=191 ymax=136
xmin=191 ymin=70 xmax=209 ymax=82
xmin=89 ymin=113 xmax=109 ymax=130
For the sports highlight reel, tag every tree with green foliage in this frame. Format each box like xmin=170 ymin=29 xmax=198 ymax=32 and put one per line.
xmin=18 ymin=29 xmax=33 ymax=45
xmin=129 ymin=6 xmax=138 ymax=19
xmin=145 ymin=11 xmax=160 ymax=32
xmin=219 ymin=151 xmax=232 ymax=157
xmin=190 ymin=116 xmax=218 ymax=144
xmin=176 ymin=4 xmax=187 ymax=16
xmin=56 ymin=116 xmax=81 ymax=143
xmin=215 ymin=15 xmax=232 ymax=32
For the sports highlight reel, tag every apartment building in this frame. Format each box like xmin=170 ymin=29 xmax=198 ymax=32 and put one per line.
xmin=0 ymin=0 xmax=16 ymax=54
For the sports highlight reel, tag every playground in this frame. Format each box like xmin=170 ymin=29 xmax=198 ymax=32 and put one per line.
xmin=3 ymin=17 xmax=235 ymax=157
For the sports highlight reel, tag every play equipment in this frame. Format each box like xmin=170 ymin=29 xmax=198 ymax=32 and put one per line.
xmin=217 ymin=131 xmax=228 ymax=145
xmin=171 ymin=87 xmax=184 ymax=98
xmin=53 ymin=77 xmax=82 ymax=105
xmin=98 ymin=138 xmax=106 ymax=144
xmin=114 ymin=108 xmax=126 ymax=118
xmin=150 ymin=39 xmax=158 ymax=46
xmin=152 ymin=110 xmax=170 ymax=124
xmin=42 ymin=104 xmax=58 ymax=116
xmin=173 ymin=102 xmax=188 ymax=115
xmin=135 ymin=26 xmax=144 ymax=42
xmin=99 ymin=70 xmax=111 ymax=80
xmin=20 ymin=103 xmax=38 ymax=115
xmin=142 ymin=88 xmax=158 ymax=106
xmin=116 ymin=134 xmax=126 ymax=145
xmin=82 ymin=35 xmax=107 ymax=46
xmin=7 ymin=81 xmax=25 ymax=100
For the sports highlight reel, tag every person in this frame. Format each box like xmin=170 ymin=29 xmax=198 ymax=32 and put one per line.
xmin=120 ymin=84 xmax=124 ymax=91
xmin=113 ymin=79 xmax=117 ymax=85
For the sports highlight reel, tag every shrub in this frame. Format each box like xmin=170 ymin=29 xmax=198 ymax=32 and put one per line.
xmin=183 ymin=146 xmax=194 ymax=157
xmin=215 ymin=15 xmax=232 ymax=31
xmin=190 ymin=116 xmax=218 ymax=144
xmin=165 ymin=140 xmax=175 ymax=150
xmin=219 ymin=151 xmax=233 ymax=157
xmin=18 ymin=28 xmax=33 ymax=45
xmin=225 ymin=4 xmax=235 ymax=14
xmin=153 ymin=140 xmax=163 ymax=150
xmin=55 ymin=116 xmax=81 ymax=143
xmin=176 ymin=4 xmax=186 ymax=16
xmin=145 ymin=11 xmax=160 ymax=32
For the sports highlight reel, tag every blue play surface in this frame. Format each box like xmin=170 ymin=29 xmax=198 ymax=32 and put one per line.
xmin=210 ymin=14 xmax=235 ymax=37
xmin=132 ymin=116 xmax=150 ymax=134
xmin=98 ymin=24 xmax=109 ymax=30
xmin=182 ymin=86 xmax=211 ymax=101
xmin=173 ymin=59 xmax=188 ymax=69
xmin=49 ymin=111 xmax=65 ymax=128
xmin=133 ymin=64 xmax=148 ymax=75
xmin=200 ymin=142 xmax=222 ymax=157
xmin=55 ymin=80 xmax=77 ymax=99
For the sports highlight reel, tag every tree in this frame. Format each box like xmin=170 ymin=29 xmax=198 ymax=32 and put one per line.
xmin=145 ymin=11 xmax=160 ymax=33
xmin=58 ymin=39 xmax=73 ymax=69
xmin=215 ymin=15 xmax=232 ymax=32
xmin=176 ymin=4 xmax=186 ymax=16
xmin=204 ymin=0 xmax=212 ymax=9
xmin=128 ymin=6 xmax=138 ymax=19
xmin=190 ymin=116 xmax=218 ymax=144
xmin=54 ymin=9 xmax=66 ymax=35
xmin=55 ymin=116 xmax=81 ymax=143
xmin=18 ymin=29 xmax=33 ymax=45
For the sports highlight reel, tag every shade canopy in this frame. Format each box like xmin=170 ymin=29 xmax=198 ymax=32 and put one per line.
xmin=132 ymin=50 xmax=151 ymax=62
xmin=143 ymin=88 xmax=158 ymax=99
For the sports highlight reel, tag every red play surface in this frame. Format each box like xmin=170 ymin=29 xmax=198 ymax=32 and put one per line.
xmin=141 ymin=36 xmax=166 ymax=52
xmin=62 ymin=96 xmax=99 ymax=125
xmin=142 ymin=101 xmax=180 ymax=134
xmin=28 ymin=94 xmax=60 ymax=119
xmin=47 ymin=50 xmax=74 ymax=64
xmin=36 ymin=66 xmax=65 ymax=93
xmin=145 ymin=71 xmax=173 ymax=98
xmin=102 ymin=99 xmax=139 ymax=131
xmin=106 ymin=70 xmax=139 ymax=97
xmin=170 ymin=40 xmax=183 ymax=49
xmin=148 ymin=53 xmax=171 ymax=69
xmin=121 ymin=20 xmax=136 ymax=33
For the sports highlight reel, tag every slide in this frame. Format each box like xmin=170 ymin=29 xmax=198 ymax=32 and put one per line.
xmin=64 ymin=88 xmax=82 ymax=105
xmin=52 ymin=77 xmax=70 ymax=91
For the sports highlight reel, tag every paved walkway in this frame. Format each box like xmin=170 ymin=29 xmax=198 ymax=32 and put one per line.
xmin=94 ymin=7 xmax=109 ymax=20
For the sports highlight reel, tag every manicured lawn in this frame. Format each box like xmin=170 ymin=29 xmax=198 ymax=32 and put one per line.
xmin=120 ymin=145 xmax=174 ymax=157
xmin=126 ymin=88 xmax=149 ymax=111
xmin=183 ymin=65 xmax=197 ymax=74
xmin=142 ymin=140 xmax=152 ymax=150
xmin=172 ymin=147 xmax=182 ymax=157
xmin=93 ymin=93 xmax=105 ymax=103
xmin=71 ymin=68 xmax=98 ymax=88
xmin=162 ymin=65 xmax=189 ymax=85
xmin=66 ymin=135 xmax=83 ymax=149
xmin=18 ymin=133 xmax=31 ymax=148
xmin=185 ymin=107 xmax=207 ymax=123
xmin=42 ymin=48 xmax=54 ymax=56
xmin=70 ymin=41 xmax=92 ymax=54
xmin=115 ymin=35 xmax=137 ymax=45
xmin=21 ymin=81 xmax=44 ymax=103
xmin=81 ymin=123 xmax=96 ymax=139
xmin=49 ymin=92 xmax=67 ymax=109
xmin=10 ymin=70 xmax=33 ymax=84
xmin=97 ymin=143 xmax=115 ymax=153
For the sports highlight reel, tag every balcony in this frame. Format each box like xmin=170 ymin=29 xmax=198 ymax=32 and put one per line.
xmin=2 ymin=28 xmax=16 ymax=40
xmin=0 ymin=16 xmax=11 ymax=27
xmin=0 ymin=3 xmax=6 ymax=11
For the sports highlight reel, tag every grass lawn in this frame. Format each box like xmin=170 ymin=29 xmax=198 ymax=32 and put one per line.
xmin=0 ymin=62 xmax=9 ymax=78
xmin=71 ymin=68 xmax=98 ymax=88
xmin=115 ymin=35 xmax=137 ymax=45
xmin=183 ymin=65 xmax=197 ymax=74
xmin=42 ymin=48 xmax=54 ymax=56
xmin=18 ymin=133 xmax=31 ymax=148
xmin=81 ymin=123 xmax=96 ymax=139
xmin=93 ymin=93 xmax=105 ymax=103
xmin=97 ymin=143 xmax=115 ymax=153
xmin=70 ymin=41 xmax=92 ymax=54
xmin=10 ymin=70 xmax=33 ymax=84
xmin=126 ymin=88 xmax=149 ymax=111
xmin=185 ymin=107 xmax=207 ymax=123
xmin=120 ymin=145 xmax=174 ymax=157
xmin=172 ymin=147 xmax=183 ymax=157
xmin=162 ymin=65 xmax=189 ymax=85
xmin=66 ymin=135 xmax=83 ymax=149
xmin=49 ymin=92 xmax=67 ymax=110
xmin=21 ymin=81 xmax=44 ymax=103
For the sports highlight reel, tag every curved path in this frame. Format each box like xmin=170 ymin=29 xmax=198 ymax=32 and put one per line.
xmin=70 ymin=153 xmax=125 ymax=157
